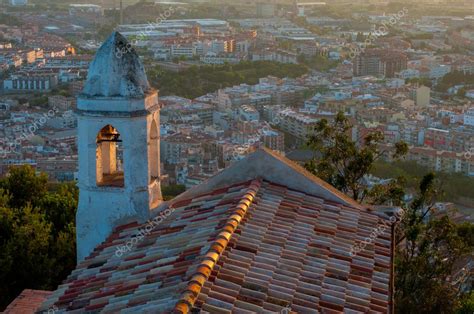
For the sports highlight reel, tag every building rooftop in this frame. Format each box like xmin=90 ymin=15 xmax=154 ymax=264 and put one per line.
xmin=37 ymin=149 xmax=393 ymax=313
xmin=4 ymin=289 xmax=53 ymax=314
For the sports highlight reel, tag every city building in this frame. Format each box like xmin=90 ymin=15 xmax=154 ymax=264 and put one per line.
xmin=429 ymin=64 xmax=451 ymax=79
xmin=238 ymin=105 xmax=260 ymax=121
xmin=278 ymin=108 xmax=318 ymax=141
xmin=412 ymin=85 xmax=431 ymax=107
xmin=171 ymin=45 xmax=196 ymax=58
xmin=397 ymin=69 xmax=420 ymax=80
xmin=273 ymin=49 xmax=298 ymax=64
xmin=69 ymin=4 xmax=104 ymax=19
xmin=3 ymin=72 xmax=58 ymax=92
xmin=464 ymin=108 xmax=474 ymax=127
xmin=161 ymin=132 xmax=214 ymax=165
xmin=48 ymin=95 xmax=76 ymax=111
xmin=424 ymin=128 xmax=450 ymax=150
xmin=36 ymin=157 xmax=77 ymax=182
xmin=261 ymin=129 xmax=284 ymax=152
xmin=9 ymin=0 xmax=28 ymax=5
xmin=200 ymin=54 xmax=241 ymax=65
xmin=256 ymin=2 xmax=275 ymax=18
xmin=46 ymin=111 xmax=77 ymax=129
xmin=353 ymin=49 xmax=407 ymax=78
xmin=406 ymin=147 xmax=474 ymax=176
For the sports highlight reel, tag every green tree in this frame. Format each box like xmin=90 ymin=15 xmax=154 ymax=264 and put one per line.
xmin=304 ymin=115 xmax=473 ymax=312
xmin=0 ymin=166 xmax=48 ymax=209
xmin=0 ymin=166 xmax=78 ymax=311
xmin=298 ymin=54 xmax=339 ymax=72
xmin=39 ymin=183 xmax=78 ymax=236
xmin=0 ymin=205 xmax=53 ymax=309
xmin=436 ymin=71 xmax=474 ymax=92
xmin=151 ymin=61 xmax=309 ymax=99
xmin=371 ymin=160 xmax=474 ymax=203
xmin=395 ymin=174 xmax=473 ymax=313
xmin=305 ymin=112 xmax=408 ymax=202
xmin=162 ymin=184 xmax=186 ymax=201
xmin=0 ymin=13 xmax=21 ymax=26
xmin=406 ymin=77 xmax=432 ymax=88
xmin=457 ymin=291 xmax=474 ymax=314
xmin=457 ymin=87 xmax=467 ymax=98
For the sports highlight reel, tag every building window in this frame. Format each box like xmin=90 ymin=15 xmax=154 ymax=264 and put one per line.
xmin=149 ymin=120 xmax=159 ymax=183
xmin=96 ymin=125 xmax=124 ymax=187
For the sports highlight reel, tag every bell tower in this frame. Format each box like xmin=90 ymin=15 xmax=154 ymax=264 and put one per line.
xmin=76 ymin=32 xmax=162 ymax=262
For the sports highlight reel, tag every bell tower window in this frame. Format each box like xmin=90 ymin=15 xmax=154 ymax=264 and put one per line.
xmin=149 ymin=120 xmax=159 ymax=183
xmin=96 ymin=125 xmax=124 ymax=187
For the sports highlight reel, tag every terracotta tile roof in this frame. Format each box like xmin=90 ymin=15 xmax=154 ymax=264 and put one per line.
xmin=39 ymin=179 xmax=393 ymax=313
xmin=38 ymin=180 xmax=259 ymax=313
xmin=4 ymin=289 xmax=52 ymax=314
xmin=186 ymin=181 xmax=392 ymax=313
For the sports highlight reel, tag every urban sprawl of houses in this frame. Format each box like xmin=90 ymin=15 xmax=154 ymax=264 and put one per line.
xmin=1 ymin=0 xmax=473 ymax=211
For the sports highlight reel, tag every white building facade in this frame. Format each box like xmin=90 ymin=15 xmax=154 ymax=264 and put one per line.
xmin=464 ymin=108 xmax=474 ymax=127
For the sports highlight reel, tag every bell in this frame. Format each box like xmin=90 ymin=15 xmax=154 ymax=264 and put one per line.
xmin=97 ymin=125 xmax=123 ymax=143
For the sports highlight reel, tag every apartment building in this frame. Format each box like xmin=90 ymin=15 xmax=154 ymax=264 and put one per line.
xmin=171 ymin=45 xmax=196 ymax=58
xmin=353 ymin=49 xmax=407 ymax=78
xmin=464 ymin=108 xmax=474 ymax=127
xmin=3 ymin=72 xmax=58 ymax=92
xmin=407 ymin=147 xmax=474 ymax=176
xmin=424 ymin=128 xmax=451 ymax=151
xmin=48 ymin=95 xmax=76 ymax=111
xmin=161 ymin=132 xmax=214 ymax=165
xmin=36 ymin=157 xmax=78 ymax=182
xmin=278 ymin=108 xmax=318 ymax=141
xmin=411 ymin=85 xmax=431 ymax=107
xmin=261 ymin=129 xmax=285 ymax=152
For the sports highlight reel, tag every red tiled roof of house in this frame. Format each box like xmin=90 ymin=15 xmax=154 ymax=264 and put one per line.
xmin=4 ymin=289 xmax=52 ymax=314
xmin=39 ymin=178 xmax=393 ymax=313
xmin=182 ymin=180 xmax=392 ymax=313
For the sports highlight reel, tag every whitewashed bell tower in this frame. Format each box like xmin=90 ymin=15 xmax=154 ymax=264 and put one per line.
xmin=76 ymin=32 xmax=162 ymax=262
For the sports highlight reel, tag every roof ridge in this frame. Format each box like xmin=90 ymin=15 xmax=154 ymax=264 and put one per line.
xmin=259 ymin=147 xmax=364 ymax=210
xmin=172 ymin=148 xmax=365 ymax=211
xmin=173 ymin=179 xmax=262 ymax=314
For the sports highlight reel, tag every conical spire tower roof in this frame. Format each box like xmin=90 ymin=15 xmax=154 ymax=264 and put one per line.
xmin=83 ymin=31 xmax=151 ymax=98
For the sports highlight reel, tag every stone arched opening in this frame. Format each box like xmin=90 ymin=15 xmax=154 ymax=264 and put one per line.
xmin=96 ymin=125 xmax=124 ymax=187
